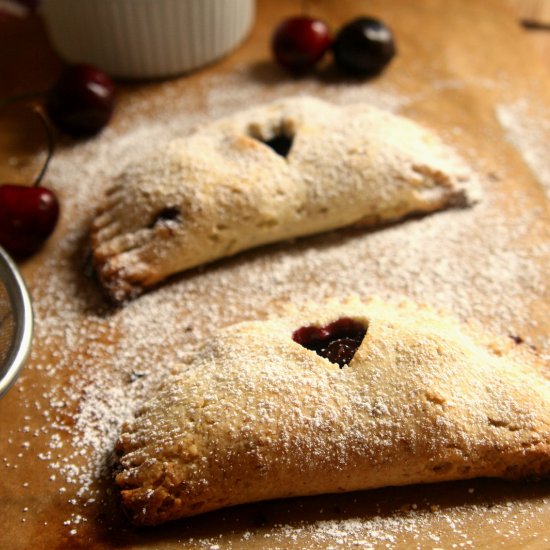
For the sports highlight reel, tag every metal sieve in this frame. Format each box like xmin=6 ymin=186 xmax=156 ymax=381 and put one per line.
xmin=0 ymin=246 xmax=33 ymax=398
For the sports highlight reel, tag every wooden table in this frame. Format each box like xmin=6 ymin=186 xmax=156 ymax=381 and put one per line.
xmin=507 ymin=0 xmax=550 ymax=66
xmin=1 ymin=1 xmax=550 ymax=548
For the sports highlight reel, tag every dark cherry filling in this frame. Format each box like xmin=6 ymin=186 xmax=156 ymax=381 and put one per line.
xmin=150 ymin=206 xmax=182 ymax=227
xmin=292 ymin=317 xmax=367 ymax=368
xmin=262 ymin=134 xmax=294 ymax=157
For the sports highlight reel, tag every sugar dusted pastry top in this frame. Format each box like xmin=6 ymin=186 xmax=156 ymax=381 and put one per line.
xmin=116 ymin=297 xmax=550 ymax=526
xmin=91 ymin=96 xmax=478 ymax=302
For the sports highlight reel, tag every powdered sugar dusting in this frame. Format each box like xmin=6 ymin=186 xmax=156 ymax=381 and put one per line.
xmin=269 ymin=498 xmax=550 ymax=548
xmin=90 ymin=95 xmax=476 ymax=302
xmin=4 ymin=65 xmax=550 ymax=546
xmin=115 ymin=295 xmax=550 ymax=526
xmin=496 ymin=98 xmax=550 ymax=197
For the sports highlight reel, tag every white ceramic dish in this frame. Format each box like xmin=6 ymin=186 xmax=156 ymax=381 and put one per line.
xmin=41 ymin=0 xmax=255 ymax=79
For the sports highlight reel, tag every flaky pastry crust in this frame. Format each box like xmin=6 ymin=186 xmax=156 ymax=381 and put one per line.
xmin=115 ymin=297 xmax=550 ymax=526
xmin=91 ymin=97 xmax=478 ymax=302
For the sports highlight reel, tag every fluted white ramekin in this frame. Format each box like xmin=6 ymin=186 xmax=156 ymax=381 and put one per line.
xmin=41 ymin=0 xmax=255 ymax=79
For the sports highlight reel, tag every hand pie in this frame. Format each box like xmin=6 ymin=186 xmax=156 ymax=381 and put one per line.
xmin=115 ymin=297 xmax=550 ymax=526
xmin=91 ymin=97 xmax=478 ymax=302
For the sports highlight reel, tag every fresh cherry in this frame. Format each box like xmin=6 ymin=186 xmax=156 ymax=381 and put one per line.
xmin=46 ymin=64 xmax=115 ymax=137
xmin=0 ymin=107 xmax=59 ymax=258
xmin=292 ymin=317 xmax=366 ymax=368
xmin=272 ymin=16 xmax=332 ymax=73
xmin=332 ymin=17 xmax=396 ymax=76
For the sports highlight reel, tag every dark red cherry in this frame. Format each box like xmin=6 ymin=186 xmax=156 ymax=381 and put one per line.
xmin=0 ymin=185 xmax=59 ymax=257
xmin=292 ymin=317 xmax=366 ymax=368
xmin=272 ymin=16 xmax=331 ymax=73
xmin=46 ymin=64 xmax=115 ymax=137
xmin=333 ymin=17 xmax=396 ymax=76
xmin=0 ymin=107 xmax=59 ymax=258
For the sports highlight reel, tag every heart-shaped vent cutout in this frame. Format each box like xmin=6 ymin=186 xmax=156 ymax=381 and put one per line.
xmin=292 ymin=317 xmax=367 ymax=368
xmin=149 ymin=206 xmax=182 ymax=228
xmin=262 ymin=134 xmax=293 ymax=157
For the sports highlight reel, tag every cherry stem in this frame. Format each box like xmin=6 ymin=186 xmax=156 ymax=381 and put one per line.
xmin=302 ymin=0 xmax=310 ymax=15
xmin=32 ymin=105 xmax=55 ymax=188
xmin=0 ymin=91 xmax=47 ymax=109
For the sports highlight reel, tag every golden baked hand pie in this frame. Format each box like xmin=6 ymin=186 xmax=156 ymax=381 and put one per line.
xmin=91 ymin=97 xmax=478 ymax=302
xmin=115 ymin=297 xmax=550 ymax=526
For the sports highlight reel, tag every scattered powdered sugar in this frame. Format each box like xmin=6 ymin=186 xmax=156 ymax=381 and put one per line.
xmin=269 ymin=498 xmax=550 ymax=548
xmin=160 ymin=496 xmax=550 ymax=549
xmin=496 ymin=98 xmax=550 ymax=198
xmin=5 ymin=66 xmax=550 ymax=546
xmin=202 ymin=63 xmax=410 ymax=116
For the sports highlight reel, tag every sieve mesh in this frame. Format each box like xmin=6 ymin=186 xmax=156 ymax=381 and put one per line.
xmin=0 ymin=280 xmax=15 ymax=368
